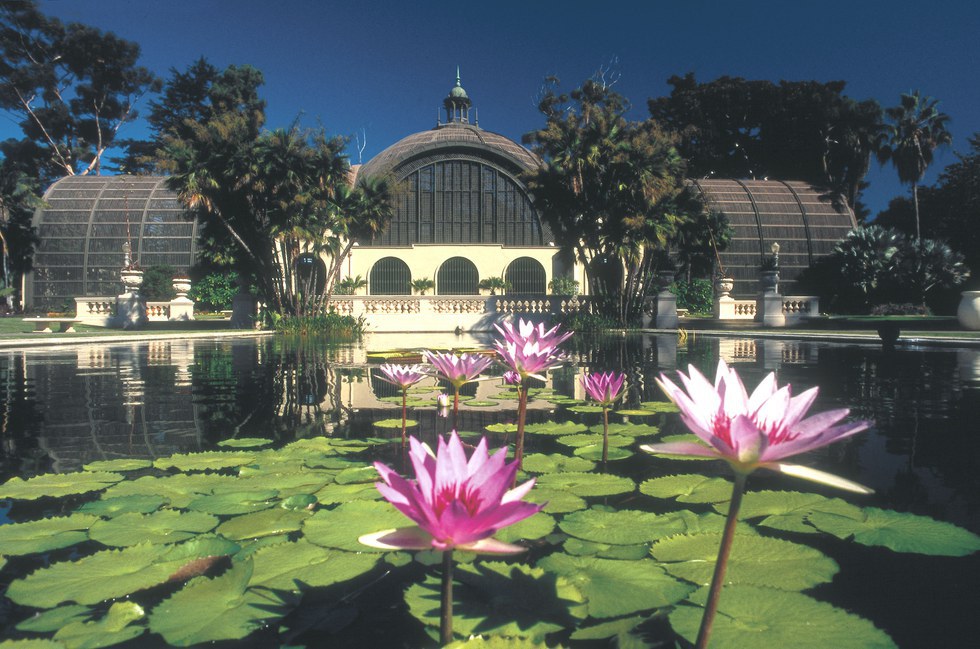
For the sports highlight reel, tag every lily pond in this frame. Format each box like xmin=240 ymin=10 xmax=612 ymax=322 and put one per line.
xmin=0 ymin=332 xmax=978 ymax=648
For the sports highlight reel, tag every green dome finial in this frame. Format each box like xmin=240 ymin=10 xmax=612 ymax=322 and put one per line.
xmin=450 ymin=66 xmax=468 ymax=99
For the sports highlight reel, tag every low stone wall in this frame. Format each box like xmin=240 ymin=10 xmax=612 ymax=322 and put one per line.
xmin=74 ymin=296 xmax=194 ymax=327
xmin=714 ymin=295 xmax=820 ymax=326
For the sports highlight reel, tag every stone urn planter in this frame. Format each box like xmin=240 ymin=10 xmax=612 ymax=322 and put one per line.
xmin=957 ymin=290 xmax=980 ymax=330
xmin=120 ymin=268 xmax=144 ymax=294
xmin=759 ymin=270 xmax=779 ymax=294
xmin=172 ymin=277 xmax=192 ymax=299
xmin=714 ymin=276 xmax=734 ymax=299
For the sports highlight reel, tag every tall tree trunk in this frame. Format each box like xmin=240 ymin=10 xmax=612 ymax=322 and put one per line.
xmin=912 ymin=182 xmax=921 ymax=241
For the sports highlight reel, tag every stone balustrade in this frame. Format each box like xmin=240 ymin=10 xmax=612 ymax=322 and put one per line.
xmin=714 ymin=294 xmax=819 ymax=326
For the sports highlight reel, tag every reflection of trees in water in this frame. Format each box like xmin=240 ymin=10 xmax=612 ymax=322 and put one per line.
xmin=0 ymin=353 xmax=48 ymax=479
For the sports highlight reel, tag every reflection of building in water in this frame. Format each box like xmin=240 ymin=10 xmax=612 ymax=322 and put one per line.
xmin=15 ymin=342 xmax=205 ymax=472
xmin=717 ymin=338 xmax=817 ymax=369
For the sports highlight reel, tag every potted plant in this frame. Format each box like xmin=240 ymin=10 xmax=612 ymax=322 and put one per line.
xmin=759 ymin=243 xmax=780 ymax=293
xmin=410 ymin=278 xmax=434 ymax=295
xmin=478 ymin=276 xmax=511 ymax=295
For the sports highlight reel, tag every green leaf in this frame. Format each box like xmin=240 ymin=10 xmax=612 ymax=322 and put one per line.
xmin=0 ymin=640 xmax=66 ymax=648
xmin=53 ymin=601 xmax=145 ymax=649
xmin=561 ymin=509 xmax=691 ymax=545
xmin=590 ymin=422 xmax=661 ymax=437
xmin=615 ymin=409 xmax=657 ymax=417
xmin=215 ymin=507 xmax=311 ymax=541
xmin=639 ymin=401 xmax=679 ymax=413
xmin=521 ymin=453 xmax=596 ymax=474
xmin=538 ymin=553 xmax=693 ymax=618
xmin=236 ymin=469 xmax=333 ymax=497
xmin=153 ymin=451 xmax=256 ymax=471
xmin=148 ymin=560 xmax=292 ymax=646
xmin=248 ymin=539 xmax=379 ymax=591
xmin=280 ymin=493 xmax=317 ymax=510
xmin=651 ymin=533 xmax=838 ymax=590
xmin=7 ymin=541 xmax=232 ymax=608
xmin=373 ymin=418 xmax=419 ymax=429
xmin=0 ymin=514 xmax=99 ymax=555
xmin=313 ymin=482 xmax=381 ymax=504
xmin=405 ymin=561 xmax=586 ymax=641
xmin=808 ymin=506 xmax=980 ymax=556
xmin=89 ymin=510 xmax=218 ymax=547
xmin=463 ymin=400 xmax=499 ymax=407
xmin=572 ymin=445 xmax=633 ymax=461
xmin=495 ymin=512 xmax=555 ymax=543
xmin=567 ymin=405 xmax=605 ymax=413
xmin=82 ymin=459 xmax=152 ymax=472
xmin=535 ymin=472 xmax=635 ymax=497
xmin=485 ymin=423 xmax=517 ymax=433
xmin=334 ymin=466 xmax=379 ymax=484
xmin=15 ymin=605 xmax=93 ymax=632
xmin=569 ymin=614 xmax=647 ymax=640
xmin=524 ymin=421 xmax=588 ymax=436
xmin=733 ymin=490 xmax=863 ymax=533
xmin=556 ymin=433 xmax=632 ymax=448
xmin=0 ymin=471 xmax=124 ymax=500
xmin=216 ymin=437 xmax=274 ymax=448
xmin=562 ymin=537 xmax=650 ymax=560
xmin=185 ymin=490 xmax=278 ymax=515
xmin=670 ymin=585 xmax=896 ymax=648
xmin=640 ymin=474 xmax=733 ymax=504
xmin=445 ymin=636 xmax=555 ymax=648
xmin=100 ymin=474 xmax=239 ymax=508
xmin=526 ymin=488 xmax=588 ymax=514
xmin=304 ymin=500 xmax=408 ymax=552
xmin=76 ymin=495 xmax=165 ymax=518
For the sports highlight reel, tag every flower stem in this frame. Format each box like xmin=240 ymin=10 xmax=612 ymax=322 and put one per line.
xmin=695 ymin=472 xmax=747 ymax=649
xmin=453 ymin=387 xmax=460 ymax=430
xmin=601 ymin=405 xmax=609 ymax=466
xmin=440 ymin=549 xmax=454 ymax=646
xmin=400 ymin=389 xmax=408 ymax=446
xmin=515 ymin=383 xmax=529 ymax=470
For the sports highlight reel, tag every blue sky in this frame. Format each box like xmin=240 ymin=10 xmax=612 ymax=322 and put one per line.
xmin=6 ymin=0 xmax=980 ymax=217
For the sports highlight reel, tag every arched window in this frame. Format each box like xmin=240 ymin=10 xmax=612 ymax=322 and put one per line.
xmin=295 ymin=253 xmax=326 ymax=295
xmin=369 ymin=257 xmax=411 ymax=295
xmin=505 ymin=257 xmax=546 ymax=294
xmin=436 ymin=257 xmax=479 ymax=295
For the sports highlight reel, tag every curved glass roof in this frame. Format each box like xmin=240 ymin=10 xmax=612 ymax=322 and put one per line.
xmin=27 ymin=175 xmax=199 ymax=310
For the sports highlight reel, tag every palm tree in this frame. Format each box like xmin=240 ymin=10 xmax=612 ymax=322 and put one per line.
xmin=323 ymin=176 xmax=393 ymax=302
xmin=877 ymin=91 xmax=952 ymax=240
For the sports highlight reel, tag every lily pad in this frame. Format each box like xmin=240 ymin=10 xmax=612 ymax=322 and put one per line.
xmin=100 ymin=474 xmax=239 ymax=508
xmin=560 ymin=509 xmax=677 ymax=545
xmin=7 ymin=540 xmax=237 ymax=608
xmin=0 ymin=471 xmax=124 ymax=500
xmin=485 ymin=423 xmax=517 ymax=434
xmin=641 ymin=474 xmax=733 ymax=504
xmin=462 ymin=400 xmax=499 ymax=407
xmin=538 ymin=553 xmax=693 ymax=618
xmin=614 ymin=409 xmax=657 ymax=417
xmin=526 ymin=488 xmax=588 ymax=514
xmin=82 ymin=459 xmax=152 ymax=472
xmin=373 ymin=418 xmax=420 ymax=429
xmin=0 ymin=514 xmax=99 ymax=556
xmin=216 ymin=437 xmax=274 ymax=449
xmin=591 ymin=422 xmax=661 ymax=437
xmin=495 ymin=512 xmax=555 ymax=543
xmin=334 ymin=466 xmax=379 ymax=485
xmin=215 ymin=508 xmax=312 ymax=541
xmin=76 ymin=495 xmax=165 ymax=518
xmin=149 ymin=560 xmax=292 ymax=646
xmin=153 ymin=451 xmax=256 ymax=471
xmin=651 ymin=532 xmax=838 ymax=590
xmin=808 ymin=506 xmax=980 ymax=556
xmin=734 ymin=490 xmax=864 ymax=534
xmin=15 ymin=605 xmax=93 ymax=632
xmin=248 ymin=539 xmax=379 ymax=591
xmin=89 ymin=510 xmax=218 ymax=547
xmin=639 ymin=401 xmax=680 ymax=413
xmin=535 ymin=472 xmax=635 ymax=497
xmin=670 ymin=585 xmax=896 ymax=648
xmin=521 ymin=453 xmax=595 ymax=474
xmin=313 ymin=482 xmax=382 ymax=504
xmin=572 ymin=445 xmax=633 ymax=461
xmin=52 ymin=601 xmax=145 ymax=649
xmin=523 ymin=421 xmax=588 ymax=436
xmin=563 ymin=537 xmax=650 ymax=560
xmin=304 ymin=500 xmax=408 ymax=552
xmin=556 ymin=433 xmax=632 ymax=448
xmin=405 ymin=561 xmax=586 ymax=641
xmin=569 ymin=614 xmax=648 ymax=640
xmin=185 ymin=490 xmax=278 ymax=516
xmin=567 ymin=405 xmax=605 ymax=414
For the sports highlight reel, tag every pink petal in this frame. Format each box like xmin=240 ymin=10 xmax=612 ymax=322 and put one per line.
xmin=728 ymin=414 xmax=765 ymax=463
xmin=762 ymin=462 xmax=874 ymax=494
xmin=747 ymin=372 xmax=778 ymax=412
xmin=640 ymin=441 xmax=722 ymax=459
xmin=359 ymin=526 xmax=435 ymax=551
xmin=458 ymin=537 xmax=530 ymax=555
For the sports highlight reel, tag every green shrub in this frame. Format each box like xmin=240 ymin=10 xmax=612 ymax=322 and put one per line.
xmin=549 ymin=276 xmax=580 ymax=296
xmin=141 ymin=265 xmax=177 ymax=301
xmin=189 ymin=272 xmax=239 ymax=311
xmin=671 ymin=278 xmax=713 ymax=315
xmin=273 ymin=312 xmax=367 ymax=340
xmin=870 ymin=303 xmax=932 ymax=316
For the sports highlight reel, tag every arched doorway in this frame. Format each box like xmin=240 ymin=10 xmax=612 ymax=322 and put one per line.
xmin=295 ymin=253 xmax=327 ymax=296
xmin=436 ymin=257 xmax=479 ymax=295
xmin=504 ymin=257 xmax=547 ymax=294
xmin=369 ymin=257 xmax=411 ymax=295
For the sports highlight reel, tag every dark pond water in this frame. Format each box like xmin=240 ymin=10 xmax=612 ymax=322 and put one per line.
xmin=0 ymin=332 xmax=978 ymax=648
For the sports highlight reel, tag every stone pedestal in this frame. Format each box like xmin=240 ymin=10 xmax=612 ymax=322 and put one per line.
xmin=756 ymin=292 xmax=786 ymax=327
xmin=231 ymin=292 xmax=258 ymax=329
xmin=713 ymin=276 xmax=735 ymax=319
xmin=655 ymin=291 xmax=678 ymax=329
xmin=169 ymin=277 xmax=195 ymax=321
xmin=115 ymin=293 xmax=148 ymax=329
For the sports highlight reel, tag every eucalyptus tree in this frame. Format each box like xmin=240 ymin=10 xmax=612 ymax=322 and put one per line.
xmin=877 ymin=91 xmax=952 ymax=240
xmin=0 ymin=154 xmax=40 ymax=309
xmin=0 ymin=0 xmax=159 ymax=182
xmin=523 ymin=76 xmax=701 ymax=325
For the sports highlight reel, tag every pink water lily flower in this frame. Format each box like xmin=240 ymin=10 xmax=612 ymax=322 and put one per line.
xmin=581 ymin=371 xmax=626 ymax=406
xmin=641 ymin=360 xmax=872 ymax=493
xmin=376 ymin=363 xmax=428 ymax=389
xmin=424 ymin=351 xmax=493 ymax=388
xmin=494 ymin=318 xmax=572 ymax=381
xmin=359 ymin=431 xmax=542 ymax=554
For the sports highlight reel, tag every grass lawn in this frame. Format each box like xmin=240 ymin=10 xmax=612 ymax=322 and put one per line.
xmin=0 ymin=316 xmax=247 ymax=341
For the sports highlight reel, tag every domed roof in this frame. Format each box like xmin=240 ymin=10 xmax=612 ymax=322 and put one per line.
xmin=358 ymin=122 xmax=540 ymax=181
